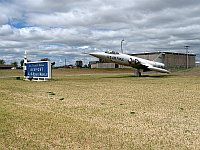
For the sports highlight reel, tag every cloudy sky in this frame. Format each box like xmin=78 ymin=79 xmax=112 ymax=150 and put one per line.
xmin=0 ymin=0 xmax=200 ymax=65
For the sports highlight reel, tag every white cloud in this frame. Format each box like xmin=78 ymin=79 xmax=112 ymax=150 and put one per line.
xmin=0 ymin=0 xmax=200 ymax=64
xmin=0 ymin=14 xmax=8 ymax=25
xmin=0 ymin=25 xmax=13 ymax=36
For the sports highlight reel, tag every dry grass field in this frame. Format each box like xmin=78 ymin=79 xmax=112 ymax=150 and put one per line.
xmin=1 ymin=68 xmax=200 ymax=149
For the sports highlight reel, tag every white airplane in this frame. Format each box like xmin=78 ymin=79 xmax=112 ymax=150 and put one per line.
xmin=90 ymin=50 xmax=170 ymax=76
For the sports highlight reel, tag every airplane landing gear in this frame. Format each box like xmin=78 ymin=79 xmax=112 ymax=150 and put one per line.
xmin=135 ymin=69 xmax=142 ymax=77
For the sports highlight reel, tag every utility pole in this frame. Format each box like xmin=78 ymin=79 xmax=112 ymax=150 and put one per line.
xmin=121 ymin=39 xmax=124 ymax=53
xmin=23 ymin=50 xmax=28 ymax=79
xmin=184 ymin=46 xmax=190 ymax=69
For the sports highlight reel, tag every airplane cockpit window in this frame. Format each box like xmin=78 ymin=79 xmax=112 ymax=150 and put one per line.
xmin=105 ymin=50 xmax=119 ymax=54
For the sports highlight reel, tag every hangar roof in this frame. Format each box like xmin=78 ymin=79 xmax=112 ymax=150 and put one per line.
xmin=129 ymin=51 xmax=196 ymax=56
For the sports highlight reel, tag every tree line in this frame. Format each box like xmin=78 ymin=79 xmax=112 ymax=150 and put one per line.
xmin=0 ymin=58 xmax=51 ymax=67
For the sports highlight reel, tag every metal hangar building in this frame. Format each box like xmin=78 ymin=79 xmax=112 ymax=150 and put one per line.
xmin=130 ymin=52 xmax=196 ymax=69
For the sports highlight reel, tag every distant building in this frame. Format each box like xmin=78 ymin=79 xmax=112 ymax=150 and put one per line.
xmin=91 ymin=63 xmax=115 ymax=68
xmin=89 ymin=61 xmax=98 ymax=68
xmin=90 ymin=62 xmax=131 ymax=69
xmin=196 ymin=62 xmax=200 ymax=67
xmin=75 ymin=60 xmax=83 ymax=68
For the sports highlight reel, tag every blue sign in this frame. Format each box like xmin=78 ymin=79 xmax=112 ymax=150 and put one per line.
xmin=26 ymin=61 xmax=51 ymax=78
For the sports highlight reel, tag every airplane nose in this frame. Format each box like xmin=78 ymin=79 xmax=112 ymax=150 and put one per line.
xmin=89 ymin=52 xmax=103 ymax=58
xmin=89 ymin=53 xmax=97 ymax=57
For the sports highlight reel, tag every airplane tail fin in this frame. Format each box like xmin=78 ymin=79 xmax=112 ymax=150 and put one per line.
xmin=153 ymin=52 xmax=165 ymax=63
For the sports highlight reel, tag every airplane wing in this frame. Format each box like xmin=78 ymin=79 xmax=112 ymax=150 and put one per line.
xmin=140 ymin=62 xmax=170 ymax=73
xmin=147 ymin=65 xmax=170 ymax=73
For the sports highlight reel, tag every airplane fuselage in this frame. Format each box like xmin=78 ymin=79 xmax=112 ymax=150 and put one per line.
xmin=101 ymin=53 xmax=164 ymax=68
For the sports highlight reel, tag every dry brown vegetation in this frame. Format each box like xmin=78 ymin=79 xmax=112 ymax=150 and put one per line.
xmin=0 ymin=68 xmax=200 ymax=149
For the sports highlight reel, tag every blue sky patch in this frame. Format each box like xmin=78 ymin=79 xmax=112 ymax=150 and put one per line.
xmin=8 ymin=19 xmax=27 ymax=28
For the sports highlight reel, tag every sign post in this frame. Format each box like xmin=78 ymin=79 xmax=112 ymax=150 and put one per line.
xmin=23 ymin=50 xmax=28 ymax=79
